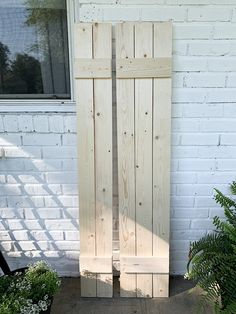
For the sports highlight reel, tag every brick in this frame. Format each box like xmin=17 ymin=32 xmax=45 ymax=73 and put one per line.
xmin=33 ymin=116 xmax=49 ymax=132
xmin=181 ymin=133 xmax=219 ymax=145
xmin=173 ymin=40 xmax=188 ymax=56
xmin=195 ymin=196 xmax=217 ymax=207
xmin=62 ymin=160 xmax=77 ymax=171
xmin=174 ymin=24 xmax=213 ymax=39
xmin=188 ymin=40 xmax=233 ymax=56
xmin=43 ymin=147 xmax=77 ymax=159
xmin=224 ymin=104 xmax=236 ymax=117
xmin=227 ymin=74 xmax=236 ymax=87
xmin=0 ymin=134 xmax=21 ymax=146
xmin=172 ymin=118 xmax=199 ymax=132
xmin=183 ymin=104 xmax=224 ymax=118
xmin=63 ymin=115 xmax=76 ymax=133
xmin=24 ymin=208 xmax=61 ymax=219
xmin=8 ymin=219 xmax=43 ymax=230
xmin=221 ymin=134 xmax=236 ymax=145
xmin=172 ymin=146 xmax=198 ymax=158
xmin=200 ymin=119 xmax=236 ymax=132
xmin=171 ymin=230 xmax=206 ymax=240
xmin=23 ymin=184 xmax=61 ymax=196
xmin=104 ymin=7 xmax=140 ymax=21
xmin=46 ymin=172 xmax=77 ymax=184
xmin=208 ymin=58 xmax=236 ymax=71
xmin=191 ymin=219 xmax=214 ymax=229
xmin=18 ymin=115 xmax=34 ymax=132
xmin=173 ymin=208 xmax=209 ymax=218
xmin=4 ymin=146 xmax=41 ymax=158
xmin=49 ymin=115 xmax=64 ymax=133
xmin=171 ymin=219 xmax=190 ymax=230
xmin=3 ymin=115 xmax=18 ymax=132
xmin=0 ymin=159 xmax=25 ymax=171
xmin=62 ymin=208 xmax=79 ymax=219
xmin=171 ymin=196 xmax=195 ymax=207
xmin=22 ymin=134 xmax=61 ymax=146
xmin=62 ymin=134 xmax=77 ymax=146
xmin=172 ymin=88 xmax=206 ymax=103
xmin=141 ymin=7 xmax=186 ymax=21
xmin=0 ymin=116 xmax=4 ymax=132
xmin=44 ymin=219 xmax=79 ymax=230
xmin=214 ymin=24 xmax=236 ymax=39
xmin=24 ymin=159 xmax=62 ymax=172
xmin=185 ymin=73 xmax=225 ymax=88
xmin=173 ymin=56 xmax=208 ymax=71
xmin=188 ymin=7 xmax=231 ymax=22
xmin=30 ymin=231 xmax=64 ymax=241
xmin=217 ymin=159 xmax=236 ymax=171
xmin=178 ymin=159 xmax=215 ymax=171
xmin=62 ymin=184 xmax=78 ymax=195
xmin=0 ymin=208 xmax=24 ymax=219
xmin=197 ymin=172 xmax=236 ymax=183
xmin=197 ymin=146 xmax=236 ymax=159
xmin=79 ymin=4 xmax=103 ymax=22
xmin=0 ymin=184 xmax=22 ymax=196
xmin=7 ymin=196 xmax=44 ymax=208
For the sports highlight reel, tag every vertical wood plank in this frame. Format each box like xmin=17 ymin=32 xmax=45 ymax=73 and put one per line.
xmin=93 ymin=23 xmax=113 ymax=298
xmin=74 ymin=23 xmax=97 ymax=297
xmin=116 ymin=23 xmax=136 ymax=297
xmin=153 ymin=22 xmax=172 ymax=298
xmin=135 ymin=22 xmax=153 ymax=298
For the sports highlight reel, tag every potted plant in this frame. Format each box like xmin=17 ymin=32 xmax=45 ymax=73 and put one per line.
xmin=186 ymin=181 xmax=236 ymax=313
xmin=0 ymin=260 xmax=61 ymax=314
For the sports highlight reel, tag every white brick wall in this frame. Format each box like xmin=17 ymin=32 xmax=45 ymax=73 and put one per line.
xmin=1 ymin=0 xmax=236 ymax=276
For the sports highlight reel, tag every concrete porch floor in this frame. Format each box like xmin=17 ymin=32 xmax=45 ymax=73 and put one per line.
xmin=51 ymin=276 xmax=213 ymax=314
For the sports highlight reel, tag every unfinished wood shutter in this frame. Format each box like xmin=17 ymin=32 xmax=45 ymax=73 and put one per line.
xmin=116 ymin=22 xmax=172 ymax=298
xmin=74 ymin=23 xmax=113 ymax=297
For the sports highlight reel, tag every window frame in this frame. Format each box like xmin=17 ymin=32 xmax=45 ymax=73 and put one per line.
xmin=0 ymin=0 xmax=76 ymax=112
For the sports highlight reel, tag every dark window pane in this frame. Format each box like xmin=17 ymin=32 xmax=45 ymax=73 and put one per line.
xmin=0 ymin=0 xmax=70 ymax=99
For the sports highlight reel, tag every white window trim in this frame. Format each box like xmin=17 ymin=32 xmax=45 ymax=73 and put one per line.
xmin=0 ymin=0 xmax=76 ymax=113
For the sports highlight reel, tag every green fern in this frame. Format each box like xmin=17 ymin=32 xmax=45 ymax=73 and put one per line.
xmin=186 ymin=182 xmax=236 ymax=313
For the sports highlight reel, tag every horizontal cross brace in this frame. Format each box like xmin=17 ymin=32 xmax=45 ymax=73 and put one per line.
xmin=80 ymin=256 xmax=113 ymax=273
xmin=74 ymin=58 xmax=112 ymax=78
xmin=116 ymin=57 xmax=171 ymax=78
xmin=120 ymin=257 xmax=169 ymax=274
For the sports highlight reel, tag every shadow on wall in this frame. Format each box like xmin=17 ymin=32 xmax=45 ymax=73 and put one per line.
xmin=0 ymin=125 xmax=80 ymax=276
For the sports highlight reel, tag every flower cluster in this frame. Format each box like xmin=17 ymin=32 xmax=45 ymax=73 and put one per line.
xmin=0 ymin=260 xmax=61 ymax=314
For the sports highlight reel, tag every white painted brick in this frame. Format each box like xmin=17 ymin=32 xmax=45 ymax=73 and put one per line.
xmin=200 ymin=119 xmax=236 ymax=132
xmin=141 ymin=7 xmax=186 ymax=21
xmin=44 ymin=219 xmax=79 ymax=230
xmin=217 ymin=159 xmax=236 ymax=171
xmin=191 ymin=219 xmax=214 ymax=229
xmin=172 ymin=88 xmax=206 ymax=103
xmin=7 ymin=174 xmax=44 ymax=184
xmin=46 ymin=172 xmax=77 ymax=184
xmin=49 ymin=116 xmax=64 ymax=133
xmin=30 ymin=230 xmax=64 ymax=241
xmin=62 ymin=160 xmax=77 ymax=171
xmin=227 ymin=74 xmax=236 ymax=87
xmin=0 ymin=116 xmax=4 ymax=132
xmin=179 ymin=159 xmax=215 ymax=171
xmin=24 ymin=159 xmax=62 ymax=172
xmin=62 ymin=184 xmax=78 ymax=195
xmin=214 ymin=24 xmax=236 ymax=39
xmin=197 ymin=146 xmax=236 ymax=159
xmin=24 ymin=208 xmax=61 ymax=219
xmin=171 ymin=219 xmax=190 ymax=230
xmin=8 ymin=219 xmax=43 ymax=230
xmin=0 ymin=184 xmax=22 ymax=196
xmin=0 ymin=134 xmax=21 ymax=146
xmin=197 ymin=172 xmax=236 ymax=184
xmin=181 ymin=133 xmax=219 ymax=145
xmin=62 ymin=134 xmax=77 ymax=146
xmin=173 ymin=208 xmax=209 ymax=218
xmin=174 ymin=24 xmax=213 ymax=39
xmin=173 ymin=57 xmax=208 ymax=71
xmin=23 ymin=184 xmax=61 ymax=196
xmin=12 ymin=231 xmax=30 ymax=241
xmin=0 ymin=159 xmax=25 ymax=171
xmin=18 ymin=115 xmax=34 ymax=132
xmin=232 ymin=8 xmax=236 ymax=22
xmin=172 ymin=72 xmax=185 ymax=87
xmin=185 ymin=73 xmax=225 ymax=88
xmin=33 ymin=116 xmax=49 ymax=133
xmin=188 ymin=7 xmax=231 ymax=22
xmin=208 ymin=58 xmax=236 ymax=71
xmin=221 ymin=134 xmax=236 ymax=145
xmin=171 ymin=196 xmax=195 ymax=207
xmin=43 ymin=147 xmax=77 ymax=159
xmin=0 ymin=208 xmax=24 ymax=219
xmin=195 ymin=196 xmax=217 ymax=207
xmin=172 ymin=146 xmax=198 ymax=158
xmin=171 ymin=230 xmax=206 ymax=240
xmin=173 ymin=40 xmax=188 ymax=56
xmin=54 ymin=241 xmax=79 ymax=251
xmin=22 ymin=134 xmax=61 ymax=146
xmin=7 ymin=196 xmax=44 ymax=208
xmin=3 ymin=115 xmax=18 ymax=132
xmin=188 ymin=40 xmax=234 ymax=56
xmin=79 ymin=4 xmax=103 ymax=22
xmin=209 ymin=208 xmax=225 ymax=218
xmin=103 ymin=7 xmax=139 ymax=21
xmin=4 ymin=147 xmax=41 ymax=158
xmin=224 ymin=104 xmax=236 ymax=117
xmin=63 ymin=115 xmax=76 ymax=133
xmin=183 ymin=104 xmax=223 ymax=118
xmin=62 ymin=208 xmax=79 ymax=219
xmin=172 ymin=118 xmax=199 ymax=132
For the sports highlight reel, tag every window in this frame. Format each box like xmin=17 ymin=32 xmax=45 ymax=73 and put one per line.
xmin=0 ymin=0 xmax=71 ymax=99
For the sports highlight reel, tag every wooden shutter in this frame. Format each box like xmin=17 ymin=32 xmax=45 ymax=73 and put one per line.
xmin=116 ymin=22 xmax=172 ymax=298
xmin=74 ymin=23 xmax=113 ymax=297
